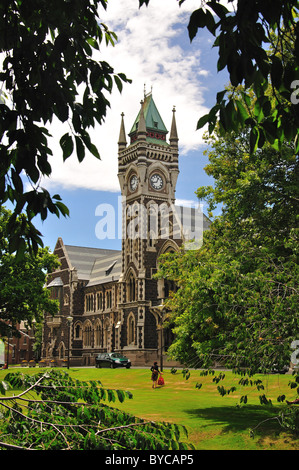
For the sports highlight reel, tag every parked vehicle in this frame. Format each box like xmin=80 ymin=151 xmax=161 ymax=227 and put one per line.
xmin=95 ymin=352 xmax=131 ymax=369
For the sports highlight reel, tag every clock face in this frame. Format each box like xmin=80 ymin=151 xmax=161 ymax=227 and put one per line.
xmin=130 ymin=175 xmax=138 ymax=192
xmin=150 ymin=173 xmax=164 ymax=190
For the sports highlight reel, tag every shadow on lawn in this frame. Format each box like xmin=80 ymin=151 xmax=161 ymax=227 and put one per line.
xmin=184 ymin=404 xmax=284 ymax=435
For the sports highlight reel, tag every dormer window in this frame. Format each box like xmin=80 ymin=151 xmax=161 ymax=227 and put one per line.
xmin=47 ymin=277 xmax=63 ymax=304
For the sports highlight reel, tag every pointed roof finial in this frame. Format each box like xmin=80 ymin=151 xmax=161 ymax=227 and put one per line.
xmin=118 ymin=112 xmax=127 ymax=150
xmin=170 ymin=105 xmax=178 ymax=147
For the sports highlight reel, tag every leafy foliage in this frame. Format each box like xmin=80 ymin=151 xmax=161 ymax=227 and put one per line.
xmin=155 ymin=96 xmax=298 ymax=430
xmin=0 ymin=370 xmax=190 ymax=450
xmin=0 ymin=206 xmax=59 ymax=336
xmin=158 ymin=228 xmax=298 ymax=374
xmin=140 ymin=0 xmax=299 ymax=153
xmin=0 ymin=0 xmax=131 ymax=256
xmin=140 ymin=0 xmax=299 ymax=433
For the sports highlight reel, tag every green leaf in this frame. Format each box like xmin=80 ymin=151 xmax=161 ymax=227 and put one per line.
xmin=75 ymin=136 xmax=85 ymax=162
xmin=11 ymin=168 xmax=24 ymax=194
xmin=116 ymin=389 xmax=125 ymax=403
xmin=114 ymin=75 xmax=123 ymax=93
xmin=81 ymin=134 xmax=100 ymax=159
xmin=249 ymin=127 xmax=259 ymax=153
xmin=55 ymin=201 xmax=70 ymax=218
xmin=188 ymin=9 xmax=215 ymax=41
xmin=235 ymin=99 xmax=250 ymax=125
xmin=125 ymin=390 xmax=133 ymax=399
xmin=270 ymin=55 xmax=283 ymax=90
xmin=196 ymin=113 xmax=210 ymax=130
xmin=54 ymin=101 xmax=69 ymax=122
xmin=207 ymin=1 xmax=229 ymax=19
xmin=60 ymin=133 xmax=74 ymax=161
xmin=86 ymin=37 xmax=99 ymax=50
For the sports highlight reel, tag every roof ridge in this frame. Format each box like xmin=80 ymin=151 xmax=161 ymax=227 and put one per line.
xmin=64 ymin=244 xmax=121 ymax=253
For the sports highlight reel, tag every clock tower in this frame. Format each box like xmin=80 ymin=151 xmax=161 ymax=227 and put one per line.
xmin=117 ymin=92 xmax=181 ymax=363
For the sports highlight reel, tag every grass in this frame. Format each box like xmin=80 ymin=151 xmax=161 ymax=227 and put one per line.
xmin=1 ymin=366 xmax=299 ymax=450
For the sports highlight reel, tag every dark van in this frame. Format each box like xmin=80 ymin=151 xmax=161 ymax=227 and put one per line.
xmin=95 ymin=352 xmax=131 ymax=369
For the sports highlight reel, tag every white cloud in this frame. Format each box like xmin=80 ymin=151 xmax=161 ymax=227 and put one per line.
xmin=42 ymin=0 xmax=211 ymax=192
xmin=175 ymin=198 xmax=200 ymax=208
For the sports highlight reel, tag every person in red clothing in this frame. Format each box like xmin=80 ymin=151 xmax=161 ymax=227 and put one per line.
xmin=150 ymin=362 xmax=160 ymax=389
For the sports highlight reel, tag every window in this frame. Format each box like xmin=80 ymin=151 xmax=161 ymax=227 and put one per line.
xmin=94 ymin=322 xmax=102 ymax=348
xmin=85 ymin=294 xmax=94 ymax=312
xmin=127 ymin=313 xmax=135 ymax=345
xmin=106 ymin=290 xmax=112 ymax=309
xmin=103 ymin=319 xmax=110 ymax=349
xmin=75 ymin=323 xmax=82 ymax=340
xmin=83 ymin=322 xmax=92 ymax=347
xmin=97 ymin=292 xmax=103 ymax=310
xmin=147 ymin=202 xmax=158 ymax=244
xmin=52 ymin=286 xmax=63 ymax=302
xmin=127 ymin=273 xmax=136 ymax=302
xmin=164 ymin=280 xmax=176 ymax=298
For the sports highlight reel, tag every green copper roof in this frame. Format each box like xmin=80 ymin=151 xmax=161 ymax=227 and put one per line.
xmin=129 ymin=93 xmax=168 ymax=135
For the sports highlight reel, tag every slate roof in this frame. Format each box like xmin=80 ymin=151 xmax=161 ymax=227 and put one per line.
xmin=47 ymin=277 xmax=64 ymax=288
xmin=64 ymin=245 xmax=121 ymax=281
xmin=87 ymin=252 xmax=122 ymax=287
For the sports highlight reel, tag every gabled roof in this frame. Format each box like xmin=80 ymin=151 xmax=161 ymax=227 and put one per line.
xmin=47 ymin=277 xmax=63 ymax=288
xmin=87 ymin=252 xmax=122 ymax=287
xmin=129 ymin=93 xmax=168 ymax=141
xmin=64 ymin=244 xmax=121 ymax=281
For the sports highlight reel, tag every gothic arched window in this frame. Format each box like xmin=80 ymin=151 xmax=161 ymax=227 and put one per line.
xmin=75 ymin=323 xmax=82 ymax=340
xmin=85 ymin=294 xmax=94 ymax=312
xmin=97 ymin=292 xmax=103 ymax=310
xmin=127 ymin=313 xmax=135 ymax=345
xmin=103 ymin=319 xmax=110 ymax=349
xmin=83 ymin=321 xmax=92 ymax=347
xmin=128 ymin=274 xmax=136 ymax=302
xmin=94 ymin=321 xmax=102 ymax=348
xmin=106 ymin=290 xmax=112 ymax=309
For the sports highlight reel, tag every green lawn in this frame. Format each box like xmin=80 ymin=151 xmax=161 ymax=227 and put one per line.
xmin=1 ymin=366 xmax=299 ymax=450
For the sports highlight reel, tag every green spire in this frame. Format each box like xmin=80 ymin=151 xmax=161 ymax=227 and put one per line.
xmin=129 ymin=93 xmax=168 ymax=145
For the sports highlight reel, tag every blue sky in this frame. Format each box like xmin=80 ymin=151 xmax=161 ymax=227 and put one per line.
xmin=31 ymin=0 xmax=229 ymax=252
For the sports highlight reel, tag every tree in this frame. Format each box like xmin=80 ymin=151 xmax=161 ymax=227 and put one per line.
xmin=197 ymin=113 xmax=298 ymax=236
xmin=0 ymin=370 xmax=191 ymax=450
xmin=0 ymin=206 xmax=60 ymax=337
xmin=0 ymin=0 xmax=131 ymax=256
xmin=139 ymin=0 xmax=299 ymax=153
xmin=141 ymin=0 xmax=299 ymax=430
xmin=155 ymin=116 xmax=298 ymax=400
xmin=158 ymin=222 xmax=298 ymax=373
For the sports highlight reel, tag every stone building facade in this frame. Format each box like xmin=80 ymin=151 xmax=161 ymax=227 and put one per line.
xmin=42 ymin=93 xmax=210 ymax=367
